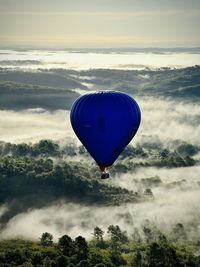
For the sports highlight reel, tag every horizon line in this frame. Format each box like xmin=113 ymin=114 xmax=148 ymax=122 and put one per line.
xmin=0 ymin=46 xmax=200 ymax=50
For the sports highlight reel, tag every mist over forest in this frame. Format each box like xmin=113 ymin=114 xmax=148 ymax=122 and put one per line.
xmin=0 ymin=50 xmax=200 ymax=266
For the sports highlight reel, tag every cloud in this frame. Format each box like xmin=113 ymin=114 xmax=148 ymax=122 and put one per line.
xmin=0 ymin=50 xmax=199 ymax=70
xmin=133 ymin=97 xmax=200 ymax=146
xmin=111 ymin=166 xmax=200 ymax=191
xmin=1 ymin=96 xmax=200 ymax=147
xmin=0 ymin=109 xmax=77 ymax=144
xmin=1 ymin=178 xmax=199 ymax=241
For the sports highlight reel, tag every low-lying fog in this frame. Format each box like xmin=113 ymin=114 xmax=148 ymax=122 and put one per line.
xmin=0 ymin=97 xmax=200 ymax=146
xmin=1 ymin=49 xmax=200 ymax=70
xmin=1 ymin=175 xmax=199 ymax=241
xmin=0 ymin=95 xmax=200 ymax=241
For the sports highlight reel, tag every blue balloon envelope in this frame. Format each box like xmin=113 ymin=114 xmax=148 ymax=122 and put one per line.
xmin=70 ymin=91 xmax=141 ymax=175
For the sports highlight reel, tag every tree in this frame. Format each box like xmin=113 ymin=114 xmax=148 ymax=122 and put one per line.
xmin=171 ymin=223 xmax=187 ymax=243
xmin=40 ymin=232 xmax=53 ymax=246
xmin=94 ymin=227 xmax=104 ymax=242
xmin=58 ymin=235 xmax=74 ymax=256
xmin=32 ymin=252 xmax=42 ymax=266
xmin=78 ymin=145 xmax=87 ymax=155
xmin=21 ymin=261 xmax=34 ymax=267
xmin=88 ymin=247 xmax=109 ymax=266
xmin=43 ymin=256 xmax=53 ymax=267
xmin=177 ymin=143 xmax=198 ymax=156
xmin=55 ymin=255 xmax=69 ymax=267
xmin=107 ymin=225 xmax=128 ymax=243
xmin=143 ymin=226 xmax=154 ymax=243
xmin=132 ymin=228 xmax=142 ymax=243
xmin=75 ymin=236 xmax=89 ymax=261
xmin=159 ymin=149 xmax=169 ymax=160
xmin=14 ymin=143 xmax=31 ymax=156
xmin=109 ymin=251 xmax=127 ymax=266
xmin=5 ymin=249 xmax=24 ymax=265
xmin=77 ymin=260 xmax=91 ymax=267
xmin=33 ymin=140 xmax=59 ymax=157
xmin=93 ymin=227 xmax=105 ymax=248
xmin=146 ymin=241 xmax=179 ymax=267
xmin=131 ymin=251 xmax=142 ymax=267
xmin=143 ymin=188 xmax=154 ymax=198
xmin=107 ymin=225 xmax=127 ymax=266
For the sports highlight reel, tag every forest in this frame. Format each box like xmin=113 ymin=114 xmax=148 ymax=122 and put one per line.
xmin=0 ymin=139 xmax=200 ymax=266
xmin=0 ymin=224 xmax=200 ymax=267
xmin=0 ymin=66 xmax=200 ymax=110
xmin=0 ymin=139 xmax=198 ymax=208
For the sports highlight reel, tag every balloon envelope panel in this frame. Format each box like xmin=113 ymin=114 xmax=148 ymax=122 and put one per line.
xmin=70 ymin=91 xmax=141 ymax=168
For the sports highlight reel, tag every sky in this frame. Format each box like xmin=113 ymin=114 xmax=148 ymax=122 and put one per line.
xmin=0 ymin=0 xmax=200 ymax=48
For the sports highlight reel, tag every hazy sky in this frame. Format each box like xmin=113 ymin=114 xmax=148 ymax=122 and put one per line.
xmin=0 ymin=0 xmax=200 ymax=48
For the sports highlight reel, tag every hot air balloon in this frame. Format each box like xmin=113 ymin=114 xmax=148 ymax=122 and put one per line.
xmin=70 ymin=91 xmax=141 ymax=179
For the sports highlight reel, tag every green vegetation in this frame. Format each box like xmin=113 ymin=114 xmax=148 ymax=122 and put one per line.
xmin=0 ymin=225 xmax=199 ymax=267
xmin=0 ymin=66 xmax=200 ymax=110
xmin=79 ymin=66 xmax=200 ymax=100
xmin=0 ymin=155 xmax=135 ymax=207
xmin=0 ymin=139 xmax=199 ymax=232
xmin=0 ymin=63 xmax=200 ymax=266
xmin=0 ymin=80 xmax=79 ymax=110
xmin=0 ymin=139 xmax=198 ymax=168
xmin=0 ymin=70 xmax=85 ymax=89
xmin=0 ymin=139 xmax=198 ymax=209
xmin=0 ymin=139 xmax=198 ymax=196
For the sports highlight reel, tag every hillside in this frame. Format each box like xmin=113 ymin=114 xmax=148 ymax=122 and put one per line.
xmin=0 ymin=66 xmax=200 ymax=110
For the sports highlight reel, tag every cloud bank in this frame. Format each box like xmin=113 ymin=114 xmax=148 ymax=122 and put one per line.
xmin=1 ymin=179 xmax=199 ymax=241
xmin=1 ymin=97 xmax=200 ymax=146
xmin=0 ymin=109 xmax=76 ymax=144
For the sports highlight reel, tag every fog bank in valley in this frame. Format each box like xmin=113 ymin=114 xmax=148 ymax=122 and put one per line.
xmin=0 ymin=59 xmax=199 ymax=245
xmin=1 ymin=97 xmax=200 ymax=146
xmin=1 ymin=176 xmax=199 ymax=241
xmin=0 ymin=109 xmax=75 ymax=144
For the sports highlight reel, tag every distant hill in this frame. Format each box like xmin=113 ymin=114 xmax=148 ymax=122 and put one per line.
xmin=0 ymin=80 xmax=79 ymax=110
xmin=81 ymin=66 xmax=200 ymax=100
xmin=0 ymin=66 xmax=200 ymax=110
xmin=0 ymin=69 xmax=85 ymax=89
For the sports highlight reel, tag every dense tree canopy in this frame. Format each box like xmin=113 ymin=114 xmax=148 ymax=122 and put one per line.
xmin=0 ymin=225 xmax=199 ymax=267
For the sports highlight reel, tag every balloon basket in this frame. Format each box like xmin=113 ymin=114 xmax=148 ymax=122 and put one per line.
xmin=101 ymin=170 xmax=110 ymax=179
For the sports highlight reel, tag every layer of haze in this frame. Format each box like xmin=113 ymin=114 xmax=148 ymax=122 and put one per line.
xmin=1 ymin=171 xmax=199 ymax=240
xmin=0 ymin=95 xmax=200 ymax=241
xmin=1 ymin=49 xmax=200 ymax=70
xmin=0 ymin=49 xmax=200 ymax=241
xmin=1 ymin=98 xmax=200 ymax=146
xmin=0 ymin=0 xmax=200 ymax=48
